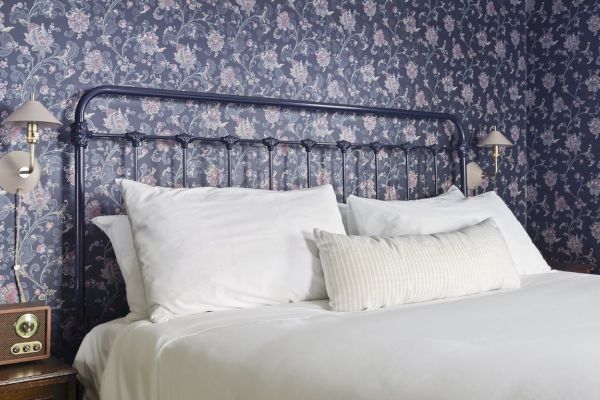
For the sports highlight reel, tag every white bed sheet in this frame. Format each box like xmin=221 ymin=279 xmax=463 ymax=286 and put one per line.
xmin=74 ymin=317 xmax=131 ymax=400
xmin=81 ymin=271 xmax=600 ymax=400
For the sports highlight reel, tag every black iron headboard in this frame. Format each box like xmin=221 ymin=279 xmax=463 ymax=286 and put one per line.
xmin=70 ymin=85 xmax=469 ymax=326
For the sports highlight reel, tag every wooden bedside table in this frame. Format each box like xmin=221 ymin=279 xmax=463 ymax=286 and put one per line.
xmin=552 ymin=262 xmax=596 ymax=274
xmin=0 ymin=357 xmax=76 ymax=399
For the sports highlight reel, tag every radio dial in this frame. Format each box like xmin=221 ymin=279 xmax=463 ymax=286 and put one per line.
xmin=14 ymin=313 xmax=39 ymax=339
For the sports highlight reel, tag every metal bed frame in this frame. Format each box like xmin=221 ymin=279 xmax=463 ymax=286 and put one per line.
xmin=70 ymin=85 xmax=469 ymax=326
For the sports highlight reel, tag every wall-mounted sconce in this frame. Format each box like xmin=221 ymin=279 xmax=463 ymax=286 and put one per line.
xmin=0 ymin=94 xmax=61 ymax=303
xmin=476 ymin=126 xmax=513 ymax=175
xmin=0 ymin=94 xmax=61 ymax=194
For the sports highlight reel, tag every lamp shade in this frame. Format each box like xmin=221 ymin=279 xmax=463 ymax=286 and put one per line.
xmin=3 ymin=99 xmax=61 ymax=128
xmin=477 ymin=127 xmax=512 ymax=147
xmin=467 ymin=161 xmax=484 ymax=189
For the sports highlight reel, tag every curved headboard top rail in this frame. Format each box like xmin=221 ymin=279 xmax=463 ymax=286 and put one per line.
xmin=70 ymin=84 xmax=469 ymax=327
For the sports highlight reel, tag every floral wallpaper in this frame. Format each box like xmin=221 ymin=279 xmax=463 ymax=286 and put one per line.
xmin=0 ymin=0 xmax=528 ymax=360
xmin=526 ymin=0 xmax=600 ymax=268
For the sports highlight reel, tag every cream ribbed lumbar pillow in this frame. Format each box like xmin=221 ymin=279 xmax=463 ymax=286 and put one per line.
xmin=314 ymin=219 xmax=520 ymax=312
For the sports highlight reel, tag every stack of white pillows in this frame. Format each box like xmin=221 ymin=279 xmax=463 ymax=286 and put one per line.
xmin=93 ymin=181 xmax=549 ymax=322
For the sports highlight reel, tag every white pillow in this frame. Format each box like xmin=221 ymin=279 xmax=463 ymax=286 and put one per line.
xmin=118 ymin=180 xmax=346 ymax=322
xmin=92 ymin=215 xmax=147 ymax=321
xmin=344 ymin=185 xmax=465 ymax=234
xmin=315 ymin=219 xmax=521 ymax=312
xmin=348 ymin=190 xmax=550 ymax=275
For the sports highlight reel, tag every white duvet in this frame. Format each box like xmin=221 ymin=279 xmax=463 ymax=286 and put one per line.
xmin=80 ymin=271 xmax=600 ymax=400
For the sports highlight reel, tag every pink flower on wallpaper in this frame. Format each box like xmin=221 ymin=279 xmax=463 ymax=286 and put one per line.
xmin=541 ymin=130 xmax=556 ymax=146
xmin=84 ymin=200 xmax=102 ymax=224
xmin=175 ymin=44 xmax=197 ymax=72
xmin=442 ymin=75 xmax=455 ymax=93
xmin=588 ymin=15 xmax=600 ymax=33
xmin=277 ymin=11 xmax=291 ymax=31
xmin=290 ymin=60 xmax=308 ymax=85
xmin=363 ymin=114 xmax=376 ymax=131
xmin=326 ymin=80 xmax=344 ymax=98
xmin=340 ymin=9 xmax=356 ymax=32
xmin=425 ymin=26 xmax=438 ymax=46
xmin=525 ymin=184 xmax=537 ymax=202
xmin=261 ymin=49 xmax=281 ymax=71
xmin=544 ymin=171 xmax=557 ymax=188
xmin=361 ymin=64 xmax=377 ymax=83
xmin=486 ymin=98 xmax=497 ymax=114
xmin=206 ymin=30 xmax=224 ymax=54
xmin=585 ymin=74 xmax=600 ymax=92
xmin=236 ymin=0 xmax=255 ymax=13
xmin=461 ymin=84 xmax=473 ymax=104
xmin=564 ymin=34 xmax=580 ymax=52
xmin=588 ymin=178 xmax=600 ymax=196
xmin=511 ymin=29 xmax=520 ymax=47
xmin=415 ymin=91 xmax=427 ymax=107
xmin=403 ymin=16 xmax=418 ymax=34
xmin=486 ymin=1 xmax=497 ymax=16
xmin=363 ymin=0 xmax=376 ymax=19
xmin=0 ymin=283 xmax=18 ymax=304
xmin=384 ymin=186 xmax=397 ymax=201
xmin=443 ymin=15 xmax=455 ymax=33
xmin=539 ymin=32 xmax=556 ymax=49
xmin=405 ymin=61 xmax=418 ymax=80
xmin=264 ymin=107 xmax=280 ymax=126
xmin=565 ymin=134 xmax=581 ymax=153
xmin=495 ymin=41 xmax=506 ymax=59
xmin=137 ymin=31 xmax=162 ymax=55
xmin=340 ymin=126 xmax=356 ymax=142
xmin=84 ymin=50 xmax=104 ymax=73
xmin=202 ymin=106 xmax=226 ymax=130
xmin=552 ymin=0 xmax=566 ymax=15
xmin=403 ymin=124 xmax=417 ymax=142
xmin=542 ymin=73 xmax=555 ymax=90
xmin=25 ymin=23 xmax=54 ymax=54
xmin=373 ymin=29 xmax=385 ymax=47
xmin=553 ymin=97 xmax=567 ymax=113
xmin=313 ymin=0 xmax=330 ymax=17
xmin=142 ymin=98 xmax=160 ymax=116
xmin=158 ymin=0 xmax=178 ymax=10
xmin=312 ymin=115 xmax=331 ymax=137
xmin=542 ymin=227 xmax=557 ymax=244
xmin=384 ymin=73 xmax=400 ymax=95
xmin=315 ymin=48 xmax=330 ymax=68
xmin=452 ymin=44 xmax=463 ymax=60
xmin=219 ymin=66 xmax=237 ymax=87
xmin=588 ymin=118 xmax=600 ymax=136
xmin=316 ymin=169 xmax=330 ymax=186
xmin=567 ymin=235 xmax=583 ymax=256
xmin=103 ymin=109 xmax=129 ymax=133
xmin=554 ymin=196 xmax=569 ymax=212
xmin=235 ymin=118 xmax=256 ymax=139
xmin=476 ymin=31 xmax=489 ymax=47
xmin=205 ymin=165 xmax=223 ymax=187
xmin=67 ymin=8 xmax=89 ymax=34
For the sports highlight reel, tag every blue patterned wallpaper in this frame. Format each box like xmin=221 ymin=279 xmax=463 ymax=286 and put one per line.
xmin=527 ymin=0 xmax=600 ymax=267
xmin=0 ymin=0 xmax=529 ymax=359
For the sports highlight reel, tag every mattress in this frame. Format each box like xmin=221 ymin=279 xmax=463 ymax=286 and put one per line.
xmin=78 ymin=271 xmax=600 ymax=400
xmin=74 ymin=317 xmax=132 ymax=400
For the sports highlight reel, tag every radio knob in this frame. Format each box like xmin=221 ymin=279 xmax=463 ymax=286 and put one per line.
xmin=33 ymin=343 xmax=41 ymax=352
xmin=22 ymin=345 xmax=30 ymax=352
xmin=10 ymin=345 xmax=19 ymax=354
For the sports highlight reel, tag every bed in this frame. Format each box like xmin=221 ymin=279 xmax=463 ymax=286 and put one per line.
xmin=75 ymin=271 xmax=600 ymax=400
xmin=71 ymin=86 xmax=597 ymax=400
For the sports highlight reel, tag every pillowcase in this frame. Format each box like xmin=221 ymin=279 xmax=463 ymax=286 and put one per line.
xmin=314 ymin=219 xmax=521 ymax=312
xmin=118 ymin=179 xmax=346 ymax=322
xmin=344 ymin=185 xmax=464 ymax=234
xmin=92 ymin=215 xmax=147 ymax=321
xmin=347 ymin=190 xmax=550 ymax=275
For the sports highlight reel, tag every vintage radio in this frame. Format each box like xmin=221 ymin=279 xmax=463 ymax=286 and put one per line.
xmin=0 ymin=303 xmax=51 ymax=366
